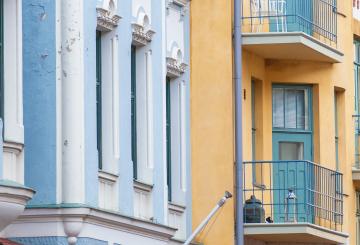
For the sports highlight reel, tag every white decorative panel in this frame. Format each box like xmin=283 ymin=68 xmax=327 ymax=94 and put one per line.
xmin=98 ymin=172 xmax=118 ymax=211
xmin=135 ymin=48 xmax=154 ymax=184
xmin=168 ymin=203 xmax=186 ymax=240
xmin=133 ymin=181 xmax=153 ymax=221
xmin=3 ymin=142 xmax=23 ymax=184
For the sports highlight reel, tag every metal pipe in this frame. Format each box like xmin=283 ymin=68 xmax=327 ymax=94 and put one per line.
xmin=234 ymin=0 xmax=244 ymax=244
xmin=183 ymin=191 xmax=233 ymax=245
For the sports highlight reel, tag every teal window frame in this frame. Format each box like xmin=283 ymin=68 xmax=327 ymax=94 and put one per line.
xmin=272 ymin=84 xmax=313 ymax=133
xmin=96 ymin=31 xmax=102 ymax=169
xmin=131 ymin=46 xmax=138 ymax=179
xmin=166 ymin=77 xmax=172 ymax=202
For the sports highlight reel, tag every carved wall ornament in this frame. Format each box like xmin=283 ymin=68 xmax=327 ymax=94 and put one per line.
xmin=166 ymin=57 xmax=187 ymax=78
xmin=96 ymin=0 xmax=121 ymax=32
xmin=132 ymin=23 xmax=155 ymax=46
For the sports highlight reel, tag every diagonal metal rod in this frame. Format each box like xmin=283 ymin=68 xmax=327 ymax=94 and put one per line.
xmin=183 ymin=192 xmax=233 ymax=245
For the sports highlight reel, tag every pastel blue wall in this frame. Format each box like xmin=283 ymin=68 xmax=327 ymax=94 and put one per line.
xmin=23 ymin=0 xmax=57 ymax=205
xmin=117 ymin=0 xmax=134 ymax=216
xmin=84 ymin=0 xmax=99 ymax=207
xmin=184 ymin=6 xmax=192 ymax=237
xmin=151 ymin=0 xmax=167 ymax=224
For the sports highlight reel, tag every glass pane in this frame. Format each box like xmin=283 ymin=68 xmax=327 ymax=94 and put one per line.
xmin=273 ymin=88 xmax=284 ymax=128
xmin=279 ymin=142 xmax=304 ymax=160
xmin=296 ymin=90 xmax=306 ymax=129
xmin=285 ymin=90 xmax=297 ymax=128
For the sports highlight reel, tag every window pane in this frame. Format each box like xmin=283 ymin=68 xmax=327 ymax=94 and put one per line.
xmin=273 ymin=88 xmax=284 ymax=128
xmin=285 ymin=89 xmax=297 ymax=128
xmin=296 ymin=90 xmax=306 ymax=129
xmin=279 ymin=142 xmax=304 ymax=160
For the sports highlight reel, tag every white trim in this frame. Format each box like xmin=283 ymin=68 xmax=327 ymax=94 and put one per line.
xmin=98 ymin=170 xmax=119 ymax=183
xmin=3 ymin=0 xmax=24 ymax=144
xmin=244 ymin=223 xmax=348 ymax=244
xmin=3 ymin=141 xmax=24 ymax=183
xmin=112 ymin=36 xmax=120 ymax=161
xmin=61 ymin=0 xmax=86 ymax=204
xmin=242 ymin=32 xmax=343 ymax=63
xmin=4 ymin=207 xmax=177 ymax=243
xmin=134 ymin=180 xmax=153 ymax=193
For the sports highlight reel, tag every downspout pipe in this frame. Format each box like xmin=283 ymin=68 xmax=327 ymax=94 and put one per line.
xmin=234 ymin=0 xmax=244 ymax=244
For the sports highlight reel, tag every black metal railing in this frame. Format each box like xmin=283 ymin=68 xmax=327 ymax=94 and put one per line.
xmin=243 ymin=160 xmax=343 ymax=231
xmin=242 ymin=0 xmax=337 ymax=45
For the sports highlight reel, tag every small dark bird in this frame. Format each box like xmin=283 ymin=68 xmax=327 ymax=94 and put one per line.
xmin=266 ymin=216 xmax=273 ymax=223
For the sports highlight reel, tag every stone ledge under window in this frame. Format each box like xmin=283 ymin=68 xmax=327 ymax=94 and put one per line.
xmin=168 ymin=202 xmax=186 ymax=214
xmin=133 ymin=180 xmax=153 ymax=193
xmin=98 ymin=170 xmax=119 ymax=183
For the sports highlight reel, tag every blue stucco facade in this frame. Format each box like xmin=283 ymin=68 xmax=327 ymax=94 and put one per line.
xmin=4 ymin=0 xmax=192 ymax=243
xmin=23 ymin=0 xmax=57 ymax=205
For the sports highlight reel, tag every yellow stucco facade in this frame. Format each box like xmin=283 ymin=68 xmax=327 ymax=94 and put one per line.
xmin=190 ymin=1 xmax=234 ymax=244
xmin=191 ymin=0 xmax=360 ymax=244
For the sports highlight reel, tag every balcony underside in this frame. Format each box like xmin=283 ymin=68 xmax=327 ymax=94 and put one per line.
xmin=244 ymin=223 xmax=348 ymax=244
xmin=242 ymin=32 xmax=343 ymax=63
xmin=352 ymin=168 xmax=360 ymax=188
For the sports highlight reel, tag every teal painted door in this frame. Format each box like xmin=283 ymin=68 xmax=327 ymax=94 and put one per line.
xmin=272 ymin=85 xmax=313 ymax=223
xmin=272 ymin=133 xmax=313 ymax=222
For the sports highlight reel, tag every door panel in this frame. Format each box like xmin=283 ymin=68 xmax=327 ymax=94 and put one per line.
xmin=273 ymin=132 xmax=313 ymax=223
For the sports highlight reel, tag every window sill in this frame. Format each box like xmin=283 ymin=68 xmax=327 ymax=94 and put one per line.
xmin=168 ymin=202 xmax=186 ymax=213
xmin=133 ymin=180 xmax=153 ymax=193
xmin=3 ymin=141 xmax=24 ymax=154
xmin=98 ymin=170 xmax=119 ymax=183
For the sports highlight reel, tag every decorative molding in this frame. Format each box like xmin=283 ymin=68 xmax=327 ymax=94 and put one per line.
xmin=13 ymin=207 xmax=177 ymax=241
xmin=168 ymin=202 xmax=186 ymax=214
xmin=3 ymin=141 xmax=23 ymax=154
xmin=98 ymin=171 xmax=118 ymax=183
xmin=132 ymin=23 xmax=155 ymax=46
xmin=166 ymin=57 xmax=187 ymax=78
xmin=97 ymin=7 xmax=121 ymax=32
xmin=0 ymin=183 xmax=34 ymax=233
xmin=133 ymin=180 xmax=153 ymax=193
xmin=167 ymin=0 xmax=189 ymax=8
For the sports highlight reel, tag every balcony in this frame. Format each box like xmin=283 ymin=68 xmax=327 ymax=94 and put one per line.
xmin=242 ymin=0 xmax=343 ymax=63
xmin=243 ymin=160 xmax=348 ymax=245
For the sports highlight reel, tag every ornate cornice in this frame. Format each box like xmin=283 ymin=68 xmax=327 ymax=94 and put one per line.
xmin=166 ymin=57 xmax=187 ymax=78
xmin=96 ymin=7 xmax=121 ymax=32
xmin=132 ymin=23 xmax=155 ymax=46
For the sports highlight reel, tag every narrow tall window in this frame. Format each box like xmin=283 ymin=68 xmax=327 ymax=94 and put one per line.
xmin=251 ymin=80 xmax=256 ymax=161
xmin=0 ymin=0 xmax=3 ymax=121
xmin=131 ymin=46 xmax=138 ymax=179
xmin=96 ymin=31 xmax=102 ymax=169
xmin=334 ymin=91 xmax=339 ymax=171
xmin=166 ymin=77 xmax=172 ymax=201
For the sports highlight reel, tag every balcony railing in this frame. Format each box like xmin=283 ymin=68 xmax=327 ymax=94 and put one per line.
xmin=243 ymin=160 xmax=343 ymax=232
xmin=242 ymin=0 xmax=338 ymax=46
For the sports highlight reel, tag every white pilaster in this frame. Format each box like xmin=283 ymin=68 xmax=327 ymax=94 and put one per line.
xmin=61 ymin=0 xmax=85 ymax=204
